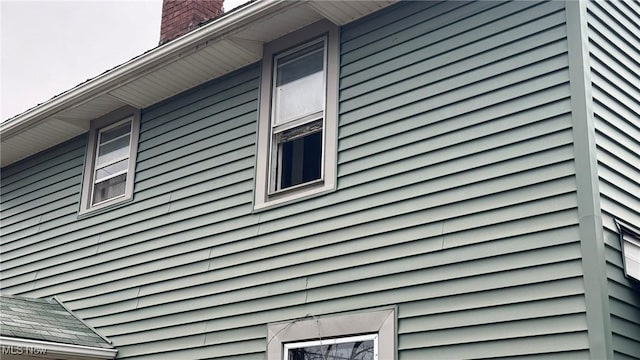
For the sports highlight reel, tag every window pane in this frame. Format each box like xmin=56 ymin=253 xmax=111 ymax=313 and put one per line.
xmin=288 ymin=340 xmax=374 ymax=360
xmin=95 ymin=159 xmax=128 ymax=182
xmin=100 ymin=121 xmax=131 ymax=144
xmin=279 ymin=130 xmax=322 ymax=189
xmin=275 ymin=43 xmax=324 ymax=124
xmin=97 ymin=136 xmax=130 ymax=165
xmin=92 ymin=173 xmax=126 ymax=204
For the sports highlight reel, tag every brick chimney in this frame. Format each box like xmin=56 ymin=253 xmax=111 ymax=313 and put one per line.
xmin=159 ymin=0 xmax=224 ymax=45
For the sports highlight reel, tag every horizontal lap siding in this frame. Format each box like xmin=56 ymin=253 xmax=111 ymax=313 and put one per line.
xmin=0 ymin=1 xmax=587 ymax=359
xmin=0 ymin=66 xmax=263 ymax=360
xmin=587 ymin=1 xmax=640 ymax=359
xmin=340 ymin=1 xmax=585 ymax=358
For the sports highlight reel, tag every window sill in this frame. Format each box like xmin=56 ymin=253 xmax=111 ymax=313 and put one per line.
xmin=77 ymin=196 xmax=134 ymax=219
xmin=253 ymin=181 xmax=335 ymax=212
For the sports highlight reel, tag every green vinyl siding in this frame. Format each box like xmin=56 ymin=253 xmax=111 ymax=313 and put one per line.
xmin=587 ymin=0 xmax=640 ymax=358
xmin=0 ymin=1 xmax=598 ymax=359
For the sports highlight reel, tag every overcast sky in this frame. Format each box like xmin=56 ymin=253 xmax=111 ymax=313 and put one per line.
xmin=1 ymin=0 xmax=248 ymax=122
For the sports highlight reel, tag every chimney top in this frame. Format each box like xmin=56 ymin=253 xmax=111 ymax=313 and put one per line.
xmin=159 ymin=0 xmax=224 ymax=45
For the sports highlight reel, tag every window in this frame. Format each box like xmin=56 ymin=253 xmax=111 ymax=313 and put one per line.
xmin=615 ymin=218 xmax=640 ymax=283
xmin=79 ymin=107 xmax=140 ymax=214
xmin=285 ymin=334 xmax=377 ymax=360
xmin=255 ymin=20 xmax=339 ymax=210
xmin=267 ymin=308 xmax=396 ymax=360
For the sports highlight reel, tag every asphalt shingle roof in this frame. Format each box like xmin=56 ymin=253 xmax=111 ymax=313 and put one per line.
xmin=0 ymin=294 xmax=114 ymax=349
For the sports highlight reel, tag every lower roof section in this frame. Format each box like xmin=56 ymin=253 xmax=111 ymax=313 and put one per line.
xmin=0 ymin=294 xmax=116 ymax=359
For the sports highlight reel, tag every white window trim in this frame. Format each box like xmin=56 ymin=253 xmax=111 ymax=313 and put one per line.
xmin=254 ymin=20 xmax=339 ymax=210
xmin=79 ymin=106 xmax=140 ymax=215
xmin=267 ymin=308 xmax=396 ymax=360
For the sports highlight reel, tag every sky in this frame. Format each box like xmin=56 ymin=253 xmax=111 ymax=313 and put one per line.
xmin=0 ymin=0 xmax=248 ymax=122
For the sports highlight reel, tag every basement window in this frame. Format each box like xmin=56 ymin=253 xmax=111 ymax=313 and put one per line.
xmin=267 ymin=308 xmax=396 ymax=360
xmin=79 ymin=107 xmax=140 ymax=215
xmin=254 ymin=20 xmax=338 ymax=210
xmin=285 ymin=334 xmax=377 ymax=360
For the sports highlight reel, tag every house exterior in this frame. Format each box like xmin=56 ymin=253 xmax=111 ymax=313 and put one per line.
xmin=1 ymin=0 xmax=638 ymax=359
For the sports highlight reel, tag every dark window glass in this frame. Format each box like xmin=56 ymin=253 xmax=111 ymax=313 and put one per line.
xmin=288 ymin=339 xmax=374 ymax=360
xmin=280 ymin=130 xmax=322 ymax=189
xmin=93 ymin=173 xmax=127 ymax=204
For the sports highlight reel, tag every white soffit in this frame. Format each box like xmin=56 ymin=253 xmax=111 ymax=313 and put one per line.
xmin=1 ymin=94 xmax=127 ymax=166
xmin=232 ymin=4 xmax=324 ymax=42
xmin=308 ymin=1 xmax=393 ymax=25
xmin=58 ymin=94 xmax=129 ymax=124
xmin=1 ymin=119 xmax=87 ymax=166
xmin=1 ymin=0 xmax=396 ymax=167
xmin=107 ymin=38 xmax=262 ymax=109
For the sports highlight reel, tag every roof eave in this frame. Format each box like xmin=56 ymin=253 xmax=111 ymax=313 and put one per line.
xmin=0 ymin=0 xmax=396 ymax=167
xmin=0 ymin=0 xmax=284 ymax=138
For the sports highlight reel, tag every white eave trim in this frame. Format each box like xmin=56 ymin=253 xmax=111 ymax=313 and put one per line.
xmin=0 ymin=336 xmax=117 ymax=359
xmin=0 ymin=0 xmax=285 ymax=138
xmin=1 ymin=0 xmax=396 ymax=167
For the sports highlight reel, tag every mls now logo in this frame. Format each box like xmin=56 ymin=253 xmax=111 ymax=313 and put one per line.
xmin=1 ymin=345 xmax=47 ymax=355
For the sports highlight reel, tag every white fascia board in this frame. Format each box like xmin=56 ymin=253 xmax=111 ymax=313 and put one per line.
xmin=0 ymin=0 xmax=285 ymax=138
xmin=0 ymin=336 xmax=117 ymax=359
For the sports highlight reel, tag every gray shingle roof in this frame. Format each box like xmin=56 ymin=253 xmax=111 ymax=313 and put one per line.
xmin=0 ymin=294 xmax=114 ymax=349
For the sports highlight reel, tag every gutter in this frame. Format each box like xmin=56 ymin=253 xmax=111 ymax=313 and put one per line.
xmin=0 ymin=0 xmax=285 ymax=138
xmin=0 ymin=336 xmax=117 ymax=359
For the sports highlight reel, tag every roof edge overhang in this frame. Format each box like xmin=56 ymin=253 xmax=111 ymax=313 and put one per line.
xmin=0 ymin=0 xmax=396 ymax=168
xmin=0 ymin=0 xmax=284 ymax=138
xmin=0 ymin=336 xmax=117 ymax=359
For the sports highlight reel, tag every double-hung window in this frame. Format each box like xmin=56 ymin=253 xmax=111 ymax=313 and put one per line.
xmin=255 ymin=20 xmax=338 ymax=210
xmin=271 ymin=39 xmax=325 ymax=191
xmin=79 ymin=107 xmax=140 ymax=214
